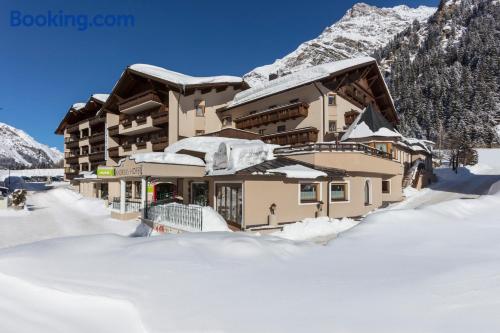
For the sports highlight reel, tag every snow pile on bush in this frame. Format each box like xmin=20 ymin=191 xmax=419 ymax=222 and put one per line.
xmin=49 ymin=188 xmax=109 ymax=216
xmin=273 ymin=217 xmax=359 ymax=241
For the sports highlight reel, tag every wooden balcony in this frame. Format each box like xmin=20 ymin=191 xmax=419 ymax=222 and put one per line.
xmin=89 ymin=151 xmax=105 ymax=162
xmin=67 ymin=124 xmax=80 ymax=133
xmin=108 ymin=147 xmax=120 ymax=158
xmin=64 ymin=166 xmax=79 ymax=174
xmin=89 ymin=116 xmax=105 ymax=126
xmin=152 ymin=110 xmax=169 ymax=126
xmin=135 ymin=141 xmax=147 ymax=149
xmin=152 ymin=137 xmax=168 ymax=151
xmin=89 ymin=132 xmax=105 ymax=144
xmin=273 ymin=142 xmax=394 ymax=161
xmin=64 ymin=136 xmax=78 ymax=144
xmin=108 ymin=125 xmax=119 ymax=137
xmin=120 ymin=118 xmax=132 ymax=128
xmin=261 ymin=127 xmax=318 ymax=146
xmin=118 ymin=90 xmax=162 ymax=114
xmin=234 ymin=102 xmax=309 ymax=130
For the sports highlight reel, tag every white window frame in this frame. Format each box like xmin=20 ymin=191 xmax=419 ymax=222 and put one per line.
xmin=328 ymin=94 xmax=336 ymax=106
xmin=298 ymin=181 xmax=323 ymax=206
xmin=381 ymin=179 xmax=391 ymax=194
xmin=329 ymin=180 xmax=350 ymax=203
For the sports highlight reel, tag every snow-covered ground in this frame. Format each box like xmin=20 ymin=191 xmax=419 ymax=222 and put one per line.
xmin=0 ymin=185 xmax=138 ymax=248
xmin=0 ymin=149 xmax=499 ymax=332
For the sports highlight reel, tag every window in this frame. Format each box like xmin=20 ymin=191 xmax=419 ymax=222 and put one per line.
xmin=126 ymin=181 xmax=132 ymax=199
xmin=382 ymin=180 xmax=390 ymax=194
xmin=364 ymin=179 xmax=371 ymax=205
xmin=328 ymin=94 xmax=336 ymax=106
xmin=195 ymin=130 xmax=205 ymax=136
xmin=258 ymin=129 xmax=265 ymax=135
xmin=216 ymin=183 xmax=243 ymax=226
xmin=277 ymin=125 xmax=286 ymax=133
xmin=300 ymin=183 xmax=320 ymax=204
xmin=328 ymin=120 xmax=337 ymax=132
xmin=330 ymin=183 xmax=348 ymax=202
xmin=222 ymin=116 xmax=232 ymax=127
xmin=191 ymin=182 xmax=208 ymax=206
xmin=195 ymin=101 xmax=205 ymax=117
xmin=375 ymin=143 xmax=388 ymax=153
xmin=134 ymin=181 xmax=142 ymax=199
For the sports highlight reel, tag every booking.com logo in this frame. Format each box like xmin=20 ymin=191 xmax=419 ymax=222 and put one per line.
xmin=10 ymin=10 xmax=135 ymax=31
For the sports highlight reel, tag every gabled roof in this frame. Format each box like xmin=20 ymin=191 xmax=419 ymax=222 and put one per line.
xmin=55 ymin=93 xmax=109 ymax=135
xmin=226 ymin=57 xmax=376 ymax=109
xmin=341 ymin=104 xmax=401 ymax=141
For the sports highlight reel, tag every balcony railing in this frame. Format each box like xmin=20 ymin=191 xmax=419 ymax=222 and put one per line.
xmin=261 ymin=127 xmax=318 ymax=146
xmin=152 ymin=109 xmax=169 ymax=126
xmin=67 ymin=124 xmax=80 ymax=133
xmin=234 ymin=102 xmax=309 ymax=130
xmin=89 ymin=132 xmax=105 ymax=144
xmin=89 ymin=116 xmax=105 ymax=126
xmin=118 ymin=91 xmax=162 ymax=113
xmin=120 ymin=118 xmax=132 ymax=128
xmin=89 ymin=151 xmax=105 ymax=162
xmin=152 ymin=137 xmax=168 ymax=151
xmin=64 ymin=137 xmax=78 ymax=144
xmin=64 ymin=166 xmax=79 ymax=174
xmin=108 ymin=147 xmax=120 ymax=158
xmin=273 ymin=142 xmax=394 ymax=160
xmin=108 ymin=125 xmax=119 ymax=137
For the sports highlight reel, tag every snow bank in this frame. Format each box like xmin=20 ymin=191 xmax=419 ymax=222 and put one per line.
xmin=202 ymin=206 xmax=231 ymax=232
xmin=129 ymin=64 xmax=242 ymax=87
xmin=130 ymin=152 xmax=204 ymax=166
xmin=49 ymin=187 xmax=109 ymax=216
xmin=273 ymin=217 xmax=359 ymax=241
xmin=266 ymin=164 xmax=327 ymax=179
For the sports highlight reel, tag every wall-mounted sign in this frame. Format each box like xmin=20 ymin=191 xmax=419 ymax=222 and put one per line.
xmin=97 ymin=166 xmax=115 ymax=177
xmin=116 ymin=165 xmax=143 ymax=177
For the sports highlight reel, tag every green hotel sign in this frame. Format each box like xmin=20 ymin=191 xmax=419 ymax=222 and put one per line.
xmin=97 ymin=166 xmax=115 ymax=177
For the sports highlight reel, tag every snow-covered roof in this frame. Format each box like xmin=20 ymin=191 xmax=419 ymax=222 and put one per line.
xmin=228 ymin=57 xmax=376 ymax=109
xmin=128 ymin=64 xmax=242 ymax=88
xmin=91 ymin=94 xmax=109 ymax=104
xmin=130 ymin=152 xmax=205 ymax=167
xmin=341 ymin=104 xmax=401 ymax=141
xmin=71 ymin=103 xmax=86 ymax=111
xmin=266 ymin=164 xmax=327 ymax=179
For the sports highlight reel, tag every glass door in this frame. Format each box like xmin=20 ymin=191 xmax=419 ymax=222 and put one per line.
xmin=215 ymin=183 xmax=243 ymax=226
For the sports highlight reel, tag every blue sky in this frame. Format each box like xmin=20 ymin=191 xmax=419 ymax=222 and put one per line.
xmin=0 ymin=0 xmax=438 ymax=151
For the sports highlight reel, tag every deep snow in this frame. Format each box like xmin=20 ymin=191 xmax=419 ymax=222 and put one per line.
xmin=0 ymin=149 xmax=499 ymax=332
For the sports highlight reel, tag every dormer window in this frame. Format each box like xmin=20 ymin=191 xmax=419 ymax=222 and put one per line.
xmin=195 ymin=100 xmax=205 ymax=117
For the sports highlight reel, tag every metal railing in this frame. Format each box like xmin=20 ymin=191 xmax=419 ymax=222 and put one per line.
xmin=144 ymin=202 xmax=203 ymax=232
xmin=273 ymin=142 xmax=393 ymax=160
xmin=111 ymin=197 xmax=142 ymax=212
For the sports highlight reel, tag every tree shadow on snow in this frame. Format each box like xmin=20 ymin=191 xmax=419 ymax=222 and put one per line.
xmin=430 ymin=167 xmax=500 ymax=196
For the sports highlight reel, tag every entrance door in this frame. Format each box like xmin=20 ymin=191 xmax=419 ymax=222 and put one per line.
xmin=215 ymin=183 xmax=243 ymax=227
xmin=155 ymin=182 xmax=176 ymax=202
xmin=191 ymin=182 xmax=208 ymax=206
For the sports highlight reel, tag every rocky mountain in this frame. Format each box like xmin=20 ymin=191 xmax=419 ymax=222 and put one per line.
xmin=375 ymin=0 xmax=499 ymax=147
xmin=0 ymin=122 xmax=63 ymax=169
xmin=244 ymin=3 xmax=436 ymax=86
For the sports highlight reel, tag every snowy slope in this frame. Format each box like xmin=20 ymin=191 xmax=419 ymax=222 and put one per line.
xmin=244 ymin=3 xmax=436 ymax=86
xmin=0 ymin=122 xmax=63 ymax=169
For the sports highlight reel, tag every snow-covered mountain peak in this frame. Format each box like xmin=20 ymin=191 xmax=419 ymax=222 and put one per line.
xmin=243 ymin=3 xmax=436 ymax=86
xmin=0 ymin=122 xmax=63 ymax=169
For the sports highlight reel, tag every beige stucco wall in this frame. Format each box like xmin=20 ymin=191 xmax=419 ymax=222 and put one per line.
xmin=169 ymin=86 xmax=239 ymax=144
xmin=287 ymin=151 xmax=403 ymax=176
xmin=241 ymin=175 xmax=386 ymax=227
